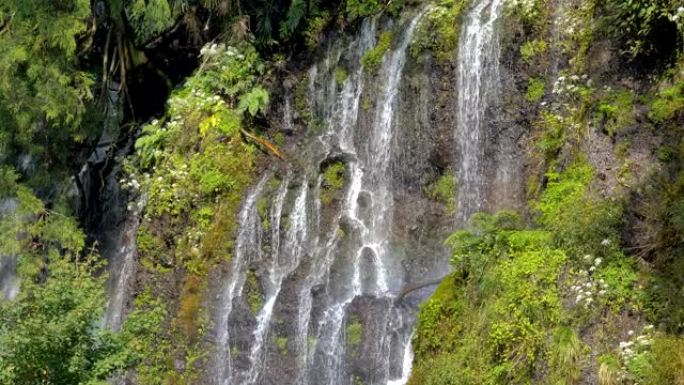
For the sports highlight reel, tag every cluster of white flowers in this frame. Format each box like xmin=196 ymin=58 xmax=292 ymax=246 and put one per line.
xmin=505 ymin=0 xmax=537 ymax=18
xmin=120 ymin=173 xmax=141 ymax=192
xmin=552 ymin=74 xmax=591 ymax=96
xmin=169 ymin=88 xmax=225 ymax=114
xmin=618 ymin=325 xmax=655 ymax=371
xmin=186 ymin=228 xmax=205 ymax=246
xmin=569 ymin=255 xmax=610 ymax=309
xmin=670 ymin=6 xmax=684 ymax=22
xmin=200 ymin=43 xmax=225 ymax=58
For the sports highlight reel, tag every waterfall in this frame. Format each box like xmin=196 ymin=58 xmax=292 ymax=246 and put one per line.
xmin=101 ymin=208 xmax=141 ymax=330
xmin=455 ymin=0 xmax=504 ymax=221
xmin=212 ymin=10 xmax=428 ymax=385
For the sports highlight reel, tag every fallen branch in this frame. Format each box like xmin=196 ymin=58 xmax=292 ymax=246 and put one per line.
xmin=394 ymin=276 xmax=447 ymax=304
xmin=240 ymin=129 xmax=285 ymax=160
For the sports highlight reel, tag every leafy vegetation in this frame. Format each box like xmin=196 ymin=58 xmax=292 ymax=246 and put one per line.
xmin=122 ymin=42 xmax=269 ymax=380
xmin=426 ymin=172 xmax=458 ymax=214
xmin=0 ymin=170 xmax=134 ymax=384
xmin=526 ymin=77 xmax=545 ymax=102
xmin=321 ymin=162 xmax=347 ymax=204
xmin=520 ymin=39 xmax=548 ymax=64
xmin=362 ymin=31 xmax=394 ymax=72
xmin=410 ymin=0 xmax=470 ymax=62
xmin=594 ymin=89 xmax=636 ymax=136
xmin=346 ymin=315 xmax=364 ymax=356
xmin=410 ymin=158 xmax=648 ymax=384
xmin=600 ymin=0 xmax=684 ymax=59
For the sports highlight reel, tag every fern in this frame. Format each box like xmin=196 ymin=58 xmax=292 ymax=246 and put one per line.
xmin=280 ymin=0 xmax=307 ymax=38
xmin=238 ymin=86 xmax=270 ymax=116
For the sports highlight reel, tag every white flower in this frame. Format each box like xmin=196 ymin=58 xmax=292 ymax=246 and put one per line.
xmin=628 ymin=330 xmax=634 ymax=336
xmin=678 ymin=6 xmax=684 ymax=13
xmin=589 ymin=266 xmax=596 ymax=272
xmin=644 ymin=324 xmax=654 ymax=331
xmin=584 ymin=254 xmax=592 ymax=261
xmin=594 ymin=257 xmax=603 ymax=266
xmin=601 ymin=238 xmax=611 ymax=246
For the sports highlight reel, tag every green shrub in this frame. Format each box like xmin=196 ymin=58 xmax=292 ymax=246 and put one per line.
xmin=245 ymin=270 xmax=263 ymax=315
xmin=520 ymin=39 xmax=548 ymax=64
xmin=535 ymin=110 xmax=565 ymax=160
xmin=426 ymin=172 xmax=458 ymax=214
xmin=321 ymin=162 xmax=346 ymax=204
xmin=595 ymin=90 xmax=635 ymax=136
xmin=362 ymin=31 xmax=394 ymax=72
xmin=335 ymin=66 xmax=348 ymax=87
xmin=346 ymin=0 xmax=383 ymax=21
xmin=304 ymin=12 xmax=332 ymax=50
xmin=412 ymin=212 xmax=566 ymax=384
xmin=410 ymin=0 xmax=470 ymax=62
xmin=526 ymin=77 xmax=545 ymax=102
xmin=535 ymin=158 xmax=622 ymax=258
xmin=650 ymin=82 xmax=684 ymax=122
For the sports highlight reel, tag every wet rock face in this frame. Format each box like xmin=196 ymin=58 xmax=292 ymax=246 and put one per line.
xmin=207 ymin=11 xmax=471 ymax=385
xmin=204 ymin=2 xmax=537 ymax=384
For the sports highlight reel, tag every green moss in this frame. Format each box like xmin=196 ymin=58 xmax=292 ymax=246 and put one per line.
xmin=361 ymin=95 xmax=372 ymax=111
xmin=246 ymin=270 xmax=263 ymax=315
xmin=426 ymin=172 xmax=457 ymax=214
xmin=273 ymin=131 xmax=285 ymax=146
xmin=294 ymin=72 xmax=323 ymax=133
xmin=595 ymin=89 xmax=635 ymax=136
xmin=650 ymin=82 xmax=684 ymax=123
xmin=656 ymin=145 xmax=676 ymax=162
xmin=275 ymin=336 xmax=289 ymax=355
xmin=334 ymin=66 xmax=348 ymax=87
xmin=257 ymin=196 xmax=270 ymax=230
xmin=346 ymin=316 xmax=364 ymax=356
xmin=362 ymin=31 xmax=394 ymax=72
xmin=526 ymin=77 xmax=545 ymax=103
xmin=321 ymin=162 xmax=346 ymax=204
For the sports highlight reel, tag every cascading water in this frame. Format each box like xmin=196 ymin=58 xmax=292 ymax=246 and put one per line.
xmin=212 ymin=0 xmax=507 ymax=382
xmin=212 ymin=10 xmax=430 ymax=385
xmin=455 ymin=0 xmax=505 ymax=221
